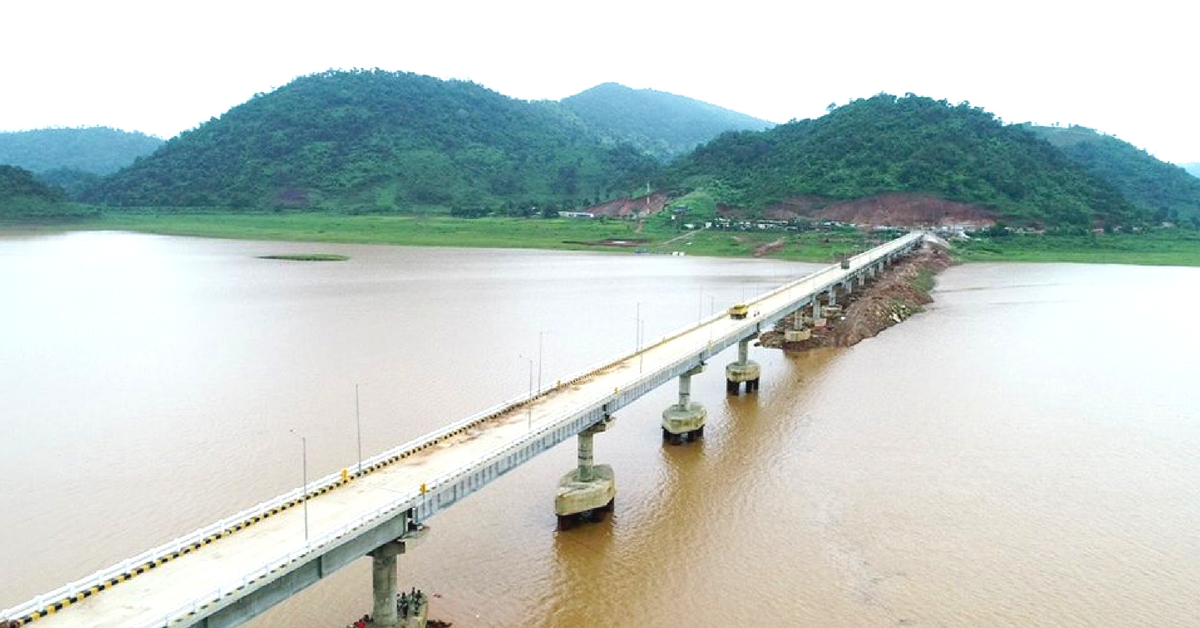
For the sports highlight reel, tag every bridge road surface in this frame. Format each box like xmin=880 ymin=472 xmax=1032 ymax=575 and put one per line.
xmin=18 ymin=233 xmax=922 ymax=628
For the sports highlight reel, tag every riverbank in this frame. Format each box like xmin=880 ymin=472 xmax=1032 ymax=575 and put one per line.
xmin=0 ymin=212 xmax=902 ymax=263
xmin=4 ymin=212 xmax=1197 ymax=266
xmin=761 ymin=243 xmax=953 ymax=350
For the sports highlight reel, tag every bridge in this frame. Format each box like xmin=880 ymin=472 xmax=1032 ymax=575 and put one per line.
xmin=3 ymin=232 xmax=925 ymax=628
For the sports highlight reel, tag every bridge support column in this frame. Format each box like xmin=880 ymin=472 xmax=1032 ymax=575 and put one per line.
xmin=662 ymin=365 xmax=707 ymax=444
xmin=783 ymin=308 xmax=811 ymax=343
xmin=555 ymin=415 xmax=616 ymax=529
xmin=725 ymin=337 xmax=761 ymax=395
xmin=368 ymin=527 xmax=429 ymax=628
xmin=811 ymin=296 xmax=827 ymax=329
xmin=370 ymin=543 xmax=402 ymax=627
xmin=828 ymin=287 xmax=837 ymax=306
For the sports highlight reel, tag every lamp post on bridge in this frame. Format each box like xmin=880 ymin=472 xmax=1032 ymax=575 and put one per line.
xmin=354 ymin=383 xmax=363 ymax=475
xmin=519 ymin=354 xmax=533 ymax=430
xmin=537 ymin=330 xmax=549 ymax=396
xmin=288 ymin=429 xmax=309 ymax=544
xmin=634 ymin=302 xmax=643 ymax=352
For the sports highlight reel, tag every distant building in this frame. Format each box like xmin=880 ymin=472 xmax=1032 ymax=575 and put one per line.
xmin=558 ymin=211 xmax=595 ymax=218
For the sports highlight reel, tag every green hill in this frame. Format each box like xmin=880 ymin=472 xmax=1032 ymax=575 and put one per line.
xmin=0 ymin=165 xmax=72 ymax=217
xmin=558 ymin=83 xmax=774 ymax=161
xmin=668 ymin=94 xmax=1138 ymax=227
xmin=87 ymin=70 xmax=656 ymax=213
xmin=0 ymin=127 xmax=163 ymax=175
xmin=1028 ymin=126 xmax=1200 ymax=222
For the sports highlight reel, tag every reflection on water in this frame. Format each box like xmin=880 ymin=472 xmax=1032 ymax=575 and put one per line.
xmin=2 ymin=234 xmax=1198 ymax=627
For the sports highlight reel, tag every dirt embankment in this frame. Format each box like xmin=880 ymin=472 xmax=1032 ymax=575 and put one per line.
xmin=584 ymin=193 xmax=670 ymax=217
xmin=762 ymin=193 xmax=997 ymax=229
xmin=760 ymin=243 xmax=954 ymax=350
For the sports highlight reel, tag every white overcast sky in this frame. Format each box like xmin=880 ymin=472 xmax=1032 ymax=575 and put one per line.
xmin=3 ymin=0 xmax=1196 ymax=163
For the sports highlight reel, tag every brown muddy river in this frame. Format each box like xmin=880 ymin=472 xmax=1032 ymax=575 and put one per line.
xmin=1 ymin=231 xmax=1197 ymax=627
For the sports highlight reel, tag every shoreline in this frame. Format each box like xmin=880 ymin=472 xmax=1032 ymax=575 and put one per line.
xmin=2 ymin=213 xmax=1197 ymax=266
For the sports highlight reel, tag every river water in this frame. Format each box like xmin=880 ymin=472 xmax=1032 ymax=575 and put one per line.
xmin=1 ymin=231 xmax=1197 ymax=627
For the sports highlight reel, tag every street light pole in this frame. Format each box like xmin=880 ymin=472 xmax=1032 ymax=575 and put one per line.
xmin=639 ymin=318 xmax=645 ymax=373
xmin=289 ymin=429 xmax=309 ymax=543
xmin=519 ymin=355 xmax=533 ymax=430
xmin=635 ymin=302 xmax=642 ymax=351
xmin=355 ymin=383 xmax=363 ymax=475
xmin=537 ymin=331 xmax=546 ymax=396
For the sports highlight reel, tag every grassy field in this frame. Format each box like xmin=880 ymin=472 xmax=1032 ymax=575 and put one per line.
xmin=956 ymin=230 xmax=1200 ymax=266
xmin=22 ymin=211 xmax=883 ymax=263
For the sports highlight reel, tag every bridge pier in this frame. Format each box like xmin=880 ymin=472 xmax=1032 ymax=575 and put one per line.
xmin=371 ymin=545 xmax=400 ymax=627
xmin=726 ymin=337 xmax=761 ymax=394
xmin=662 ymin=365 xmax=707 ymax=444
xmin=783 ymin=306 xmax=811 ymax=343
xmin=811 ymin=296 xmax=827 ymax=329
xmin=555 ymin=415 xmax=616 ymax=529
xmin=368 ymin=528 xmax=428 ymax=628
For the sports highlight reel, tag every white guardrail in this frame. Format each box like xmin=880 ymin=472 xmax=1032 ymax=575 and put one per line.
xmin=3 ymin=232 xmax=923 ymax=627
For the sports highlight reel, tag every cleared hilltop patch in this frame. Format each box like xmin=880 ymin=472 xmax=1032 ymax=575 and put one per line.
xmin=762 ymin=193 xmax=997 ymax=229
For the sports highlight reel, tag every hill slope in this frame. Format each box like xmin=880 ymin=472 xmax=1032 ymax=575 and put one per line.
xmin=0 ymin=127 xmax=163 ymax=175
xmin=0 ymin=165 xmax=70 ymax=217
xmin=669 ymin=94 xmax=1138 ymax=227
xmin=87 ymin=70 xmax=656 ymax=212
xmin=1183 ymin=163 xmax=1200 ymax=179
xmin=559 ymin=83 xmax=774 ymax=161
xmin=1029 ymin=126 xmax=1200 ymax=222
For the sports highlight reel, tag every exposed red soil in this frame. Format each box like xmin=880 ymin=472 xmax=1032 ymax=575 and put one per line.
xmin=584 ymin=193 xmax=670 ymax=218
xmin=752 ymin=237 xmax=785 ymax=257
xmin=763 ymin=193 xmax=997 ymax=228
xmin=760 ymin=243 xmax=954 ymax=350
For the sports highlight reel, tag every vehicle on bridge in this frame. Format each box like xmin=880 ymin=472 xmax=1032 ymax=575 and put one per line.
xmin=728 ymin=303 xmax=749 ymax=319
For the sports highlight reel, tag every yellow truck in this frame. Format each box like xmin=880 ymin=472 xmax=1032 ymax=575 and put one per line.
xmin=728 ymin=303 xmax=749 ymax=319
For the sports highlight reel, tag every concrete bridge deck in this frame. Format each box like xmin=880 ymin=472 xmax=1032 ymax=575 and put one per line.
xmin=4 ymin=232 xmax=924 ymax=628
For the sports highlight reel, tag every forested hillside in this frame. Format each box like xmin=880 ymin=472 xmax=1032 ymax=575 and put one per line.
xmin=1029 ymin=126 xmax=1200 ymax=222
xmin=0 ymin=165 xmax=72 ymax=217
xmin=669 ymin=94 xmax=1138 ymax=227
xmin=559 ymin=83 xmax=774 ymax=161
xmin=87 ymin=70 xmax=656 ymax=212
xmin=0 ymin=127 xmax=162 ymax=175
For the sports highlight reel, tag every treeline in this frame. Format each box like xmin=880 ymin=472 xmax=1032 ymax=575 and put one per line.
xmin=557 ymin=82 xmax=774 ymax=161
xmin=86 ymin=69 xmax=657 ymax=212
xmin=0 ymin=165 xmax=96 ymax=218
xmin=0 ymin=127 xmax=162 ymax=176
xmin=1029 ymin=125 xmax=1200 ymax=223
xmin=669 ymin=94 xmax=1140 ymax=227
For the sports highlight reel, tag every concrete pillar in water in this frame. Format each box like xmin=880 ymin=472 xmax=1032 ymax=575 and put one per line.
xmin=368 ymin=528 xmax=429 ymax=628
xmin=662 ymin=364 xmax=707 ymax=444
xmin=725 ymin=337 xmax=762 ymax=395
xmin=555 ymin=415 xmax=616 ymax=529
xmin=783 ymin=308 xmax=812 ymax=344
xmin=371 ymin=543 xmax=402 ymax=627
